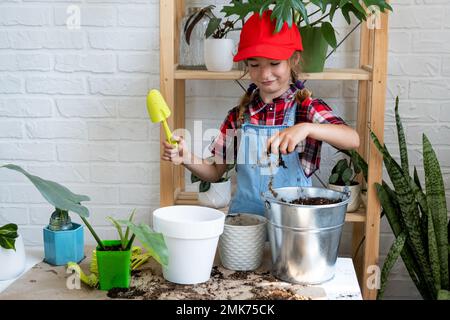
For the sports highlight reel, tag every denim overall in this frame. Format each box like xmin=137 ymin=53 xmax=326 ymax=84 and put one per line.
xmin=229 ymin=101 xmax=312 ymax=216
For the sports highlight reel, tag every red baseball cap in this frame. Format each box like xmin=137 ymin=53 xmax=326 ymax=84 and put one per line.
xmin=233 ymin=10 xmax=303 ymax=62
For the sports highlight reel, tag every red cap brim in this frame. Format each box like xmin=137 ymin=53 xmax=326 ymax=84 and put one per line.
xmin=233 ymin=44 xmax=299 ymax=62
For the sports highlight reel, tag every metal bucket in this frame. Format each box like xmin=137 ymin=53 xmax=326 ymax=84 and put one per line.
xmin=262 ymin=187 xmax=350 ymax=284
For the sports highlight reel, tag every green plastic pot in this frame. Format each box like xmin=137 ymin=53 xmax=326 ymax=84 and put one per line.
xmin=299 ymin=26 xmax=328 ymax=73
xmin=96 ymin=240 xmax=131 ymax=291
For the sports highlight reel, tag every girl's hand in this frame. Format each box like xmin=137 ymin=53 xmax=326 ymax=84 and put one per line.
xmin=267 ymin=123 xmax=310 ymax=155
xmin=161 ymin=136 xmax=186 ymax=165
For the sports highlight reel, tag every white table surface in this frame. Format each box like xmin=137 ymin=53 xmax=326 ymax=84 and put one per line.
xmin=0 ymin=246 xmax=362 ymax=300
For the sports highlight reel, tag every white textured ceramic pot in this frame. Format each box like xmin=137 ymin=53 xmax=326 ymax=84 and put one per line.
xmin=328 ymin=183 xmax=361 ymax=212
xmin=219 ymin=213 xmax=267 ymax=271
xmin=0 ymin=234 xmax=26 ymax=280
xmin=198 ymin=180 xmax=231 ymax=209
xmin=204 ymin=38 xmax=234 ymax=72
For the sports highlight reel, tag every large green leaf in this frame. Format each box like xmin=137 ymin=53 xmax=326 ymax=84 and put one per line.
xmin=222 ymin=0 xmax=271 ymax=19
xmin=427 ymin=204 xmax=441 ymax=292
xmin=1 ymin=164 xmax=90 ymax=217
xmin=320 ymin=21 xmax=337 ymax=48
xmin=377 ymin=232 xmax=406 ymax=300
xmin=205 ymin=18 xmax=221 ymax=39
xmin=119 ymin=221 xmax=168 ymax=267
xmin=423 ymin=134 xmax=449 ymax=290
xmin=0 ymin=223 xmax=18 ymax=250
xmin=394 ymin=96 xmax=409 ymax=175
xmin=371 ymin=131 xmax=436 ymax=296
xmin=376 ymin=183 xmax=429 ymax=299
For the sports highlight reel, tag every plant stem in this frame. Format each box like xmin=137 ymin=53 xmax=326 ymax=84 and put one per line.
xmin=80 ymin=216 xmax=104 ymax=250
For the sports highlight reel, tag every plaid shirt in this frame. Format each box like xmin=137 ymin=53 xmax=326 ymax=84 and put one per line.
xmin=209 ymin=85 xmax=345 ymax=177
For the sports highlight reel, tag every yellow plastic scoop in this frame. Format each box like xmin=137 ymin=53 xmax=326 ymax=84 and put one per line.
xmin=146 ymin=89 xmax=177 ymax=147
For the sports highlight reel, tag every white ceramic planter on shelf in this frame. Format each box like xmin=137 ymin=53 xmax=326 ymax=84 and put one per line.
xmin=153 ymin=206 xmax=225 ymax=285
xmin=327 ymin=183 xmax=361 ymax=212
xmin=204 ymin=38 xmax=234 ymax=72
xmin=0 ymin=234 xmax=26 ymax=281
xmin=198 ymin=180 xmax=231 ymax=209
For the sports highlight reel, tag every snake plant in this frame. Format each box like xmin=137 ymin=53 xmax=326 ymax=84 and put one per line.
xmin=370 ymin=97 xmax=449 ymax=300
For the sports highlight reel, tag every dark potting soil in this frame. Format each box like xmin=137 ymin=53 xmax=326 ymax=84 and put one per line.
xmin=101 ymin=245 xmax=124 ymax=251
xmin=288 ymin=197 xmax=341 ymax=205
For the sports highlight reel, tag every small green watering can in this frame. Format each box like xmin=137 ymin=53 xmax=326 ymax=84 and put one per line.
xmin=146 ymin=89 xmax=177 ymax=147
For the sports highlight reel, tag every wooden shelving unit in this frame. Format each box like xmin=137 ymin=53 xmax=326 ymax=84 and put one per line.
xmin=159 ymin=0 xmax=389 ymax=300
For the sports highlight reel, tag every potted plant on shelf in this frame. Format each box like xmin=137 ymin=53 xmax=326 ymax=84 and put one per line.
xmin=1 ymin=164 xmax=89 ymax=266
xmin=78 ymin=210 xmax=168 ymax=291
xmin=0 ymin=223 xmax=26 ymax=280
xmin=222 ymin=0 xmax=392 ymax=72
xmin=327 ymin=154 xmax=363 ymax=212
xmin=370 ymin=97 xmax=450 ymax=300
xmin=191 ymin=161 xmax=235 ymax=209
xmin=183 ymin=5 xmax=239 ymax=72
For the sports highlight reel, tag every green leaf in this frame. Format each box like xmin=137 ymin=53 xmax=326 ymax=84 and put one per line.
xmin=123 ymin=209 xmax=136 ymax=245
xmin=395 ymin=96 xmax=409 ymax=175
xmin=310 ymin=0 xmax=325 ymax=12
xmin=376 ymin=183 xmax=431 ymax=299
xmin=222 ymin=0 xmax=270 ymax=20
xmin=321 ymin=21 xmax=337 ymax=48
xmin=1 ymin=164 xmax=90 ymax=217
xmin=205 ymin=18 xmax=221 ymax=39
xmin=377 ymin=232 xmax=406 ymax=300
xmin=199 ymin=181 xmax=211 ymax=193
xmin=119 ymin=221 xmax=168 ymax=267
xmin=107 ymin=216 xmax=126 ymax=249
xmin=350 ymin=0 xmax=368 ymax=16
xmin=427 ymin=204 xmax=441 ymax=292
xmin=438 ymin=290 xmax=450 ymax=300
xmin=191 ymin=173 xmax=201 ymax=184
xmin=329 ymin=173 xmax=339 ymax=184
xmin=342 ymin=167 xmax=353 ymax=185
xmin=423 ymin=134 xmax=449 ymax=290
xmin=0 ymin=223 xmax=18 ymax=250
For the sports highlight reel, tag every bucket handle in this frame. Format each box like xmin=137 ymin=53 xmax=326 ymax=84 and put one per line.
xmin=343 ymin=186 xmax=351 ymax=200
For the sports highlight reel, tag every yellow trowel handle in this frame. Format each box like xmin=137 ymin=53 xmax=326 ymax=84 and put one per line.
xmin=162 ymin=120 xmax=178 ymax=147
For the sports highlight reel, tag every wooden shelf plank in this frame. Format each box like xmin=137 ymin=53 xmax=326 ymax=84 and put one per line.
xmin=174 ymin=191 xmax=366 ymax=223
xmin=175 ymin=67 xmax=372 ymax=81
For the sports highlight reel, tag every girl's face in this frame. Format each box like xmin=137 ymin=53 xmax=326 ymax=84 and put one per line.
xmin=247 ymin=57 xmax=291 ymax=99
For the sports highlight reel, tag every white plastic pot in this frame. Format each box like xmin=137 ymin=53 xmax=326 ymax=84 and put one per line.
xmin=153 ymin=205 xmax=225 ymax=284
xmin=0 ymin=234 xmax=26 ymax=281
xmin=198 ymin=180 xmax=231 ymax=209
xmin=204 ymin=38 xmax=234 ymax=72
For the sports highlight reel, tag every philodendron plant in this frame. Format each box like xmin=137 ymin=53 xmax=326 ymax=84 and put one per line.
xmin=1 ymin=164 xmax=90 ymax=231
xmin=0 ymin=223 xmax=19 ymax=250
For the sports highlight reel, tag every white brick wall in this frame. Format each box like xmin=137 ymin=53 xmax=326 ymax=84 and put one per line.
xmin=0 ymin=0 xmax=449 ymax=299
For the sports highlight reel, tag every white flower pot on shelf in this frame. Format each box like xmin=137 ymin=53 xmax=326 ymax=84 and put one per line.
xmin=328 ymin=183 xmax=361 ymax=212
xmin=198 ymin=180 xmax=231 ymax=209
xmin=0 ymin=234 xmax=26 ymax=281
xmin=204 ymin=38 xmax=234 ymax=72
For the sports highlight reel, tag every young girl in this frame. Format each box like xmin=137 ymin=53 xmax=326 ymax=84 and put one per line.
xmin=162 ymin=10 xmax=359 ymax=216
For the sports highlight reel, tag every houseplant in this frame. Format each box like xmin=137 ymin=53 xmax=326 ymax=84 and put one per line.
xmin=328 ymin=154 xmax=362 ymax=212
xmin=191 ymin=162 xmax=235 ymax=209
xmin=183 ymin=5 xmax=239 ymax=72
xmin=1 ymin=164 xmax=89 ymax=266
xmin=369 ymin=97 xmax=449 ymax=300
xmin=0 ymin=223 xmax=26 ymax=280
xmin=222 ymin=0 xmax=393 ymax=72
xmin=78 ymin=210 xmax=169 ymax=291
